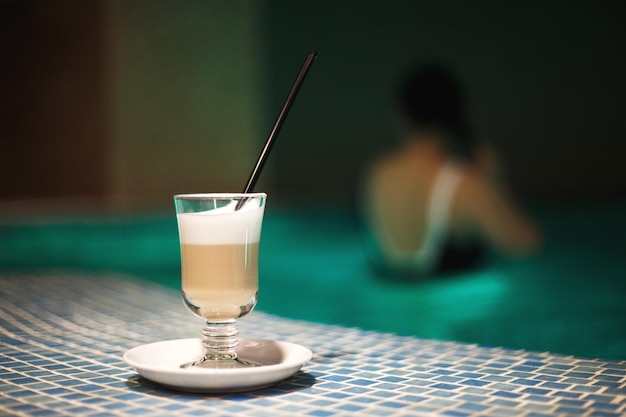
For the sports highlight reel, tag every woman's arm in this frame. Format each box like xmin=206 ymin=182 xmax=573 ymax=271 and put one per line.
xmin=456 ymin=171 xmax=542 ymax=256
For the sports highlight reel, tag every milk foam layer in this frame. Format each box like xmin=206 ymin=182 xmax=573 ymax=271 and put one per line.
xmin=177 ymin=200 xmax=265 ymax=245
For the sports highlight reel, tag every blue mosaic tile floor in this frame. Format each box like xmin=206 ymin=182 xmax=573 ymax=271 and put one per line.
xmin=1 ymin=271 xmax=625 ymax=416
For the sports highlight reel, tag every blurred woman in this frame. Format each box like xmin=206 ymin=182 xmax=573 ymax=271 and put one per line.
xmin=361 ymin=64 xmax=541 ymax=277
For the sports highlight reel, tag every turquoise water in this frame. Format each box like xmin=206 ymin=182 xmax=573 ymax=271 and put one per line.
xmin=1 ymin=202 xmax=625 ymax=360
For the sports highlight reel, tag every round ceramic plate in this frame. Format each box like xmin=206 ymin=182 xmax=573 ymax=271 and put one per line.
xmin=123 ymin=338 xmax=312 ymax=393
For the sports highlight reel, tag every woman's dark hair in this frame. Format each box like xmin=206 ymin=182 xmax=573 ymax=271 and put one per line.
xmin=398 ymin=64 xmax=475 ymax=160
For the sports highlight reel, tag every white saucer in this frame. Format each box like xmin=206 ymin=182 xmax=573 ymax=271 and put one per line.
xmin=123 ymin=338 xmax=312 ymax=393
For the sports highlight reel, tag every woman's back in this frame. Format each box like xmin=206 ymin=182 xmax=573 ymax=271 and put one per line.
xmin=366 ymin=137 xmax=446 ymax=256
xmin=363 ymin=135 xmax=541 ymax=276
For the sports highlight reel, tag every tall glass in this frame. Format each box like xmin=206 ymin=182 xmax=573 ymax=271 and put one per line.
xmin=174 ymin=193 xmax=266 ymax=369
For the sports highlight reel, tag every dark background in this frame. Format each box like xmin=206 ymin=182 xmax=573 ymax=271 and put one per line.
xmin=265 ymin=0 xmax=626 ymax=204
xmin=1 ymin=0 xmax=625 ymax=208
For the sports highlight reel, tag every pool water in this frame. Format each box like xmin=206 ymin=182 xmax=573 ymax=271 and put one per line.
xmin=1 ymin=201 xmax=625 ymax=360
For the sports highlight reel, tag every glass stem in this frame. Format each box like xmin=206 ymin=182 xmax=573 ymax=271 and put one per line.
xmin=201 ymin=322 xmax=239 ymax=361
xmin=180 ymin=321 xmax=260 ymax=369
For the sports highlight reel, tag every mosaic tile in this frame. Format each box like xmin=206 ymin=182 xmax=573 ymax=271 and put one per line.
xmin=1 ymin=272 xmax=625 ymax=417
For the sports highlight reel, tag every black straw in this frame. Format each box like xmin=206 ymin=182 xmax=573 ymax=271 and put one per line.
xmin=238 ymin=50 xmax=317 ymax=206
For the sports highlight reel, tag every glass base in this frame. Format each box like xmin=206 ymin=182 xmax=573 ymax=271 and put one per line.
xmin=180 ymin=356 xmax=260 ymax=369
